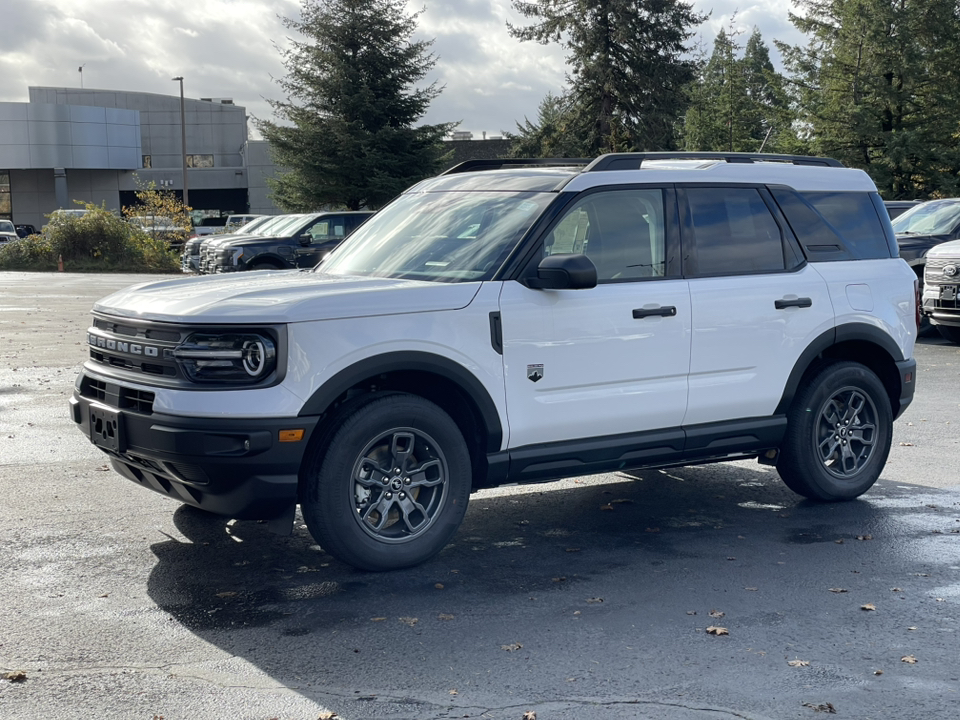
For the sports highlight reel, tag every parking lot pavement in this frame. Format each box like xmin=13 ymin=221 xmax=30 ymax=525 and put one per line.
xmin=1 ymin=272 xmax=959 ymax=720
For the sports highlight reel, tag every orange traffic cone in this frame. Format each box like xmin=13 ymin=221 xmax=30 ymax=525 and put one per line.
xmin=58 ymin=254 xmax=64 ymax=272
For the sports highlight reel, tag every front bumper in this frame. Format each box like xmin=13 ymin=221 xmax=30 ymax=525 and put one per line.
xmin=70 ymin=387 xmax=318 ymax=520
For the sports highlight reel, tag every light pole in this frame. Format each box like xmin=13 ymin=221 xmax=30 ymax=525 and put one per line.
xmin=78 ymin=64 xmax=86 ymax=88
xmin=171 ymin=76 xmax=189 ymax=209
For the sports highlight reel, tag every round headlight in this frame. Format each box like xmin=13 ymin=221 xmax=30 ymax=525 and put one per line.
xmin=173 ymin=332 xmax=277 ymax=384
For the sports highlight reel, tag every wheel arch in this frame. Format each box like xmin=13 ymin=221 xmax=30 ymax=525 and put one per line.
xmin=297 ymin=351 xmax=504 ymax=486
xmin=776 ymin=324 xmax=905 ymax=418
xmin=246 ymin=253 xmax=287 ymax=269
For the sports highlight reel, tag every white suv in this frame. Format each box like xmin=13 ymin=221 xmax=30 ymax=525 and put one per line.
xmin=70 ymin=153 xmax=919 ymax=571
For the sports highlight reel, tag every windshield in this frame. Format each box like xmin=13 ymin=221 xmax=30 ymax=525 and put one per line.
xmin=892 ymin=201 xmax=960 ymax=235
xmin=255 ymin=214 xmax=308 ymax=237
xmin=318 ymin=191 xmax=552 ymax=282
xmin=0 ymin=221 xmax=15 ymax=233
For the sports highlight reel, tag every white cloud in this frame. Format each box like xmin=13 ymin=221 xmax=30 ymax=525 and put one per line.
xmin=0 ymin=0 xmax=807 ymax=139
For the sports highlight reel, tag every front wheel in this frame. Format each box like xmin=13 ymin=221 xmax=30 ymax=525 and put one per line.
xmin=777 ymin=362 xmax=893 ymax=501
xmin=300 ymin=394 xmax=471 ymax=571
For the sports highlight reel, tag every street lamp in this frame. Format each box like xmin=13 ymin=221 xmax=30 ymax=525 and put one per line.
xmin=171 ymin=76 xmax=189 ymax=208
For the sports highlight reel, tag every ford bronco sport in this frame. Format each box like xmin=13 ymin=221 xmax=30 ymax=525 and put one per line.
xmin=70 ymin=153 xmax=918 ymax=571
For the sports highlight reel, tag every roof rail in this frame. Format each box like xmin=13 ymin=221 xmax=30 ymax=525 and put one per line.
xmin=584 ymin=152 xmax=845 ymax=172
xmin=442 ymin=158 xmax=592 ymax=175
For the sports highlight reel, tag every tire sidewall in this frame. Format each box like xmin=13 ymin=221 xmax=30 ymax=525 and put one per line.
xmin=784 ymin=362 xmax=893 ymax=500
xmin=302 ymin=394 xmax=471 ymax=571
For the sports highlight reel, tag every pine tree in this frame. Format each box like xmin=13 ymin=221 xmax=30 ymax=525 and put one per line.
xmin=506 ymin=92 xmax=586 ymax=157
xmin=682 ymin=26 xmax=798 ymax=153
xmin=778 ymin=0 xmax=960 ymax=198
xmin=257 ymin=0 xmax=453 ymax=211
xmin=509 ymin=0 xmax=705 ymax=154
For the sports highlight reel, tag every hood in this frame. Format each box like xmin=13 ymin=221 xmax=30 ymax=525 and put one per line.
xmin=895 ymin=232 xmax=951 ymax=248
xmin=93 ymin=271 xmax=483 ymax=324
xmin=926 ymin=238 xmax=960 ymax=258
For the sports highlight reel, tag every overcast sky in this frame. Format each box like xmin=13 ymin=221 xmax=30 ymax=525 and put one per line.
xmin=1 ymin=0 xmax=807 ymax=138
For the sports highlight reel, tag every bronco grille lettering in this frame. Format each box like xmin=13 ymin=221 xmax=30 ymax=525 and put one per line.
xmin=88 ymin=332 xmax=160 ymax=358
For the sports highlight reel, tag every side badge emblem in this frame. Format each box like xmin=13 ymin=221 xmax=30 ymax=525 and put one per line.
xmin=527 ymin=364 xmax=544 ymax=383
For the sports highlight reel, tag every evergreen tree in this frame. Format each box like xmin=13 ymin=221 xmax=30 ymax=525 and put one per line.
xmin=505 ymin=92 xmax=586 ymax=157
xmin=683 ymin=26 xmax=798 ymax=153
xmin=509 ymin=0 xmax=705 ymax=154
xmin=778 ymin=0 xmax=960 ymax=198
xmin=257 ymin=0 xmax=453 ymax=211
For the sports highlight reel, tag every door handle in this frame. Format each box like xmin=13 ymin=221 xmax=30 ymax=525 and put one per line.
xmin=633 ymin=306 xmax=677 ymax=319
xmin=775 ymin=297 xmax=812 ymax=310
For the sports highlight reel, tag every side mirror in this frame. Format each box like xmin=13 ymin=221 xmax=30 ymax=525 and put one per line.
xmin=526 ymin=254 xmax=597 ymax=290
xmin=298 ymin=234 xmax=312 ymax=246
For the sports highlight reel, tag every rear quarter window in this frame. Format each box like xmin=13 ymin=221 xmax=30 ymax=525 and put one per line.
xmin=770 ymin=188 xmax=894 ymax=261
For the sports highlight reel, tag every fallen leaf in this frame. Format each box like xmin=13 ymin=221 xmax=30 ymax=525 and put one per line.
xmin=399 ymin=617 xmax=418 ymax=627
xmin=901 ymin=655 xmax=918 ymax=664
xmin=449 ymin=689 xmax=458 ymax=696
xmin=586 ymin=597 xmax=604 ymax=603
xmin=438 ymin=613 xmax=454 ymax=621
xmin=552 ymin=577 xmax=567 ymax=583
xmin=936 ymin=597 xmax=945 ymax=602
xmin=744 ymin=587 xmax=758 ymax=591
xmin=898 ymin=442 xmax=914 ymax=446
xmin=370 ymin=617 xmax=387 ymax=622
xmin=686 ymin=610 xmax=697 ymax=615
xmin=215 ymin=591 xmax=237 ymax=598
xmin=317 ymin=712 xmax=338 ymax=720
xmin=856 ymin=534 xmax=873 ymax=541
xmin=611 ymin=498 xmax=634 ymax=504
xmin=891 ymin=588 xmax=902 ymax=592
xmin=874 ymin=669 xmax=883 ymax=675
xmin=706 ymin=626 xmax=729 ymax=636
xmin=434 ymin=583 xmax=444 ymax=590
xmin=523 ymin=712 xmax=537 ymax=720
xmin=861 ymin=603 xmax=876 ymax=611
xmin=501 ymin=643 xmax=523 ymax=651
xmin=573 ymin=610 xmax=581 ymax=615
xmin=907 ymin=626 xmax=918 ymax=631
xmin=835 ymin=539 xmax=844 ymax=544
xmin=600 ymin=504 xmax=614 ymax=511
xmin=788 ymin=659 xmax=810 ymax=667
xmin=709 ymin=610 xmax=725 ymax=618
xmin=727 ymin=556 xmax=736 ymax=561
xmin=802 ymin=702 xmax=836 ymax=714
xmin=98 ymin=593 xmax=110 ymax=598
xmin=829 ymin=588 xmax=848 ymax=593
xmin=2 ymin=671 xmax=27 ymax=682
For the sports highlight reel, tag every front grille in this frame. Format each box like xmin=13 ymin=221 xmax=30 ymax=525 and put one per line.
xmin=87 ymin=315 xmax=186 ymax=382
xmin=80 ymin=376 xmax=155 ymax=414
xmin=924 ymin=257 xmax=959 ymax=287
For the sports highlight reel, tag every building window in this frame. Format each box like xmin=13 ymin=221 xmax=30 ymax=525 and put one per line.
xmin=186 ymin=154 xmax=214 ymax=169
xmin=0 ymin=170 xmax=11 ymax=220
xmin=142 ymin=155 xmax=152 ymax=168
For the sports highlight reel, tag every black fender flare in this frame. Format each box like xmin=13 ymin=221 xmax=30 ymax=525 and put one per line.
xmin=297 ymin=351 xmax=504 ymax=453
xmin=775 ymin=323 xmax=905 ymax=415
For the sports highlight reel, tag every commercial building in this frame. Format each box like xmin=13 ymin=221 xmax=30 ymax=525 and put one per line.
xmin=0 ymin=86 xmax=282 ymax=228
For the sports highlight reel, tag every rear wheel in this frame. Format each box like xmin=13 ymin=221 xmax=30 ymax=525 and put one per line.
xmin=936 ymin=324 xmax=960 ymax=345
xmin=249 ymin=261 xmax=282 ymax=271
xmin=300 ymin=394 xmax=471 ymax=571
xmin=777 ymin=361 xmax=892 ymax=501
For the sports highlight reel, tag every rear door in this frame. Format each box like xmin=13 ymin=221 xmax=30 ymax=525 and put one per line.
xmin=679 ymin=185 xmax=834 ymax=426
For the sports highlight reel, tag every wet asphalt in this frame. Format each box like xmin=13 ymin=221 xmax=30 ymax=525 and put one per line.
xmin=0 ymin=272 xmax=958 ymax=720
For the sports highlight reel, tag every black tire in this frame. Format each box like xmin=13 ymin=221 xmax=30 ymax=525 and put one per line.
xmin=936 ymin=324 xmax=960 ymax=345
xmin=777 ymin=361 xmax=892 ymax=501
xmin=300 ymin=394 xmax=471 ymax=571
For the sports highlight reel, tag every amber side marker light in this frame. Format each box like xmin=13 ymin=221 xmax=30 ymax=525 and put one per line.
xmin=279 ymin=429 xmax=305 ymax=443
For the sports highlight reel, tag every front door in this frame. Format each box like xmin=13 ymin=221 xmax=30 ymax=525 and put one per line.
xmin=500 ymin=186 xmax=691 ymax=449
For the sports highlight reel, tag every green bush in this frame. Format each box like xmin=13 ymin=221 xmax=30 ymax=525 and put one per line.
xmin=0 ymin=202 xmax=180 ymax=273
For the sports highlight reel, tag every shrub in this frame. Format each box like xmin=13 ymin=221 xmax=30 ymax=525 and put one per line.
xmin=0 ymin=202 xmax=180 ymax=273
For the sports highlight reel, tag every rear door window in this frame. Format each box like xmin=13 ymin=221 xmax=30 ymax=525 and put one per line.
xmin=682 ymin=187 xmax=787 ymax=276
